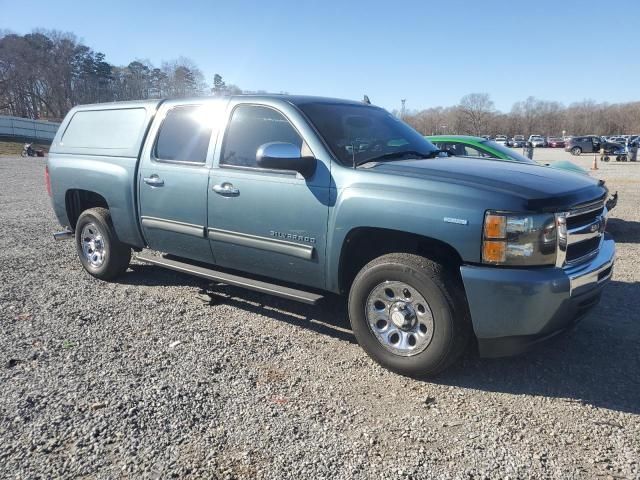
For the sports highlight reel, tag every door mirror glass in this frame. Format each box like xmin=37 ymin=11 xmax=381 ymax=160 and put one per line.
xmin=256 ymin=142 xmax=316 ymax=177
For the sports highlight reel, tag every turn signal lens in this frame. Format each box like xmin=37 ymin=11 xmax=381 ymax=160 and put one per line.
xmin=482 ymin=211 xmax=558 ymax=266
xmin=484 ymin=214 xmax=506 ymax=239
xmin=482 ymin=241 xmax=507 ymax=263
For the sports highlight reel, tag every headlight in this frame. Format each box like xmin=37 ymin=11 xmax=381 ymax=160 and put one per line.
xmin=482 ymin=211 xmax=558 ymax=266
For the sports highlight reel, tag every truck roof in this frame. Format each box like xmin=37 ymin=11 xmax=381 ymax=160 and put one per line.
xmin=69 ymin=98 xmax=163 ymax=109
xmin=72 ymin=94 xmax=368 ymax=110
xmin=235 ymin=94 xmax=367 ymax=107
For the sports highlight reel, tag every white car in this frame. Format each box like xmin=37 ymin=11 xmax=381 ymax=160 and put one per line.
xmin=528 ymin=135 xmax=546 ymax=147
xmin=494 ymin=135 xmax=508 ymax=146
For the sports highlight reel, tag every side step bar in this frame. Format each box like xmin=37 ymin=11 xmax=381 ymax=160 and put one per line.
xmin=53 ymin=228 xmax=74 ymax=241
xmin=135 ymin=253 xmax=324 ymax=305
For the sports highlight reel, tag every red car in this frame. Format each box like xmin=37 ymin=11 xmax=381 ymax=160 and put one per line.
xmin=547 ymin=137 xmax=565 ymax=148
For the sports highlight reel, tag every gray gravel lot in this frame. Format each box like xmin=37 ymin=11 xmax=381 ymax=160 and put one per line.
xmin=0 ymin=153 xmax=638 ymax=479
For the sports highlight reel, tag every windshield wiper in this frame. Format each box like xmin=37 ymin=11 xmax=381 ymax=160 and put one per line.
xmin=356 ymin=150 xmax=437 ymax=167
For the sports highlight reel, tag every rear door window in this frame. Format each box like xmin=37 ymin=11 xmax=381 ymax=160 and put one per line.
xmin=154 ymin=106 xmax=213 ymax=163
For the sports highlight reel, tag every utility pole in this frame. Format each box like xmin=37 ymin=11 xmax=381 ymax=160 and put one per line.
xmin=400 ymin=99 xmax=406 ymax=119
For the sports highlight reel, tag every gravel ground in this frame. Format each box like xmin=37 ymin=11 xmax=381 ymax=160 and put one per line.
xmin=0 ymin=154 xmax=638 ymax=479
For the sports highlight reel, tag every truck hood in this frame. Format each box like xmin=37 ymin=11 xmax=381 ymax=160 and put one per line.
xmin=369 ymin=157 xmax=608 ymax=211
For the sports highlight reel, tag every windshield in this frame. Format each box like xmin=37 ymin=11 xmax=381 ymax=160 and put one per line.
xmin=297 ymin=102 xmax=439 ymax=165
xmin=482 ymin=140 xmax=537 ymax=164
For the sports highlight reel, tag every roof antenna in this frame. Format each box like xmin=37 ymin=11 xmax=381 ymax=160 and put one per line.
xmin=363 ymin=95 xmax=371 ymax=105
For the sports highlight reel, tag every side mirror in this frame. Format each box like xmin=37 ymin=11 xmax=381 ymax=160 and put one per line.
xmin=256 ymin=142 xmax=316 ymax=177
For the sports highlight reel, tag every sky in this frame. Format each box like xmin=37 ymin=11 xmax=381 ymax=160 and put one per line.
xmin=2 ymin=0 xmax=639 ymax=112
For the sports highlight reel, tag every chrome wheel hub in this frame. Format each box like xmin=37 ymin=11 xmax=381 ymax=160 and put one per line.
xmin=390 ymin=302 xmax=417 ymax=330
xmin=81 ymin=223 xmax=106 ymax=268
xmin=366 ymin=281 xmax=434 ymax=357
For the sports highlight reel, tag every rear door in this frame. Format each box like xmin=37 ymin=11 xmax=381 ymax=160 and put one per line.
xmin=138 ymin=99 xmax=225 ymax=263
xmin=206 ymin=100 xmax=331 ymax=289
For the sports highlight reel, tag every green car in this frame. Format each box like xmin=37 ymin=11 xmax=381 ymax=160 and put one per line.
xmin=426 ymin=135 xmax=588 ymax=175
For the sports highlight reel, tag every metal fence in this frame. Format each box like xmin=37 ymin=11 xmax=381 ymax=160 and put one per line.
xmin=0 ymin=115 xmax=61 ymax=144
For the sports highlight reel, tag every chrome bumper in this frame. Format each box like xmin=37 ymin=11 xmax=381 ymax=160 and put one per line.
xmin=566 ymin=235 xmax=615 ymax=296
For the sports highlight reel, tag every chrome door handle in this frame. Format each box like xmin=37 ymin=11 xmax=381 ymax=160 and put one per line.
xmin=212 ymin=183 xmax=240 ymax=196
xmin=143 ymin=175 xmax=164 ymax=187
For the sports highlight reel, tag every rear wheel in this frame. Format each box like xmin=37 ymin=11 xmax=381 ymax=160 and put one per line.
xmin=571 ymin=147 xmax=582 ymax=156
xmin=75 ymin=208 xmax=131 ymax=280
xmin=348 ymin=253 xmax=470 ymax=377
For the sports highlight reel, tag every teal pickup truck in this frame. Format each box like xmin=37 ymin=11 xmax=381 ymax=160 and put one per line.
xmin=47 ymin=96 xmax=615 ymax=377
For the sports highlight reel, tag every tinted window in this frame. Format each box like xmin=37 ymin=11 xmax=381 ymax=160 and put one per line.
xmin=62 ymin=108 xmax=147 ymax=149
xmin=155 ymin=106 xmax=212 ymax=163
xmin=297 ymin=102 xmax=438 ymax=165
xmin=441 ymin=142 xmax=492 ymax=158
xmin=221 ymin=105 xmax=302 ymax=168
xmin=462 ymin=145 xmax=491 ymax=157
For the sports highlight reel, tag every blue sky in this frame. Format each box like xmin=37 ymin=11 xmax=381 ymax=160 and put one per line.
xmin=2 ymin=0 xmax=639 ymax=112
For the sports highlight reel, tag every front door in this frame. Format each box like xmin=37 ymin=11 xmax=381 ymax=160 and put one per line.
xmin=207 ymin=102 xmax=330 ymax=289
xmin=138 ymin=102 xmax=220 ymax=263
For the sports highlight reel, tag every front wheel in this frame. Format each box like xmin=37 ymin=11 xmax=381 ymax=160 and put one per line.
xmin=571 ymin=147 xmax=582 ymax=156
xmin=75 ymin=207 xmax=131 ymax=280
xmin=348 ymin=253 xmax=470 ymax=377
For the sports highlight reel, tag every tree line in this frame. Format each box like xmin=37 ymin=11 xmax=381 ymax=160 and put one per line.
xmin=402 ymin=93 xmax=640 ymax=137
xmin=0 ymin=30 xmax=242 ymax=120
xmin=2 ymin=29 xmax=639 ymax=135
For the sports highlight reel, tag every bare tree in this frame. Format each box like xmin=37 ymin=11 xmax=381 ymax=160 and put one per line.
xmin=457 ymin=93 xmax=495 ymax=136
xmin=0 ymin=30 xmax=236 ymax=119
xmin=405 ymin=93 xmax=640 ymax=138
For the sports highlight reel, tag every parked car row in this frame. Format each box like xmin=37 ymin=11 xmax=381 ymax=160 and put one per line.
xmin=478 ymin=135 xmax=567 ymax=148
xmin=603 ymin=134 xmax=639 ymax=145
xmin=476 ymin=134 xmax=639 ymax=149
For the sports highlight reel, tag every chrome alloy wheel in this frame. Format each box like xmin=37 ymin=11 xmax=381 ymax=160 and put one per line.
xmin=80 ymin=222 xmax=106 ymax=268
xmin=365 ymin=281 xmax=435 ymax=356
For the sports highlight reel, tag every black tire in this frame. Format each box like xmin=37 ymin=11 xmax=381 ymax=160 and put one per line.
xmin=75 ymin=207 xmax=131 ymax=280
xmin=603 ymin=156 xmax=610 ymax=162
xmin=571 ymin=147 xmax=582 ymax=156
xmin=348 ymin=253 xmax=470 ymax=377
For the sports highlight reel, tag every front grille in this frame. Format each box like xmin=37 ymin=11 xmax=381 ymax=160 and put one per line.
xmin=566 ymin=207 xmax=602 ymax=230
xmin=566 ymin=236 xmax=600 ymax=262
xmin=564 ymin=200 xmax=605 ymax=265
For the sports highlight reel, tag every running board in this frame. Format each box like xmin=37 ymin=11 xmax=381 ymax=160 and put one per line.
xmin=135 ymin=253 xmax=324 ymax=305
